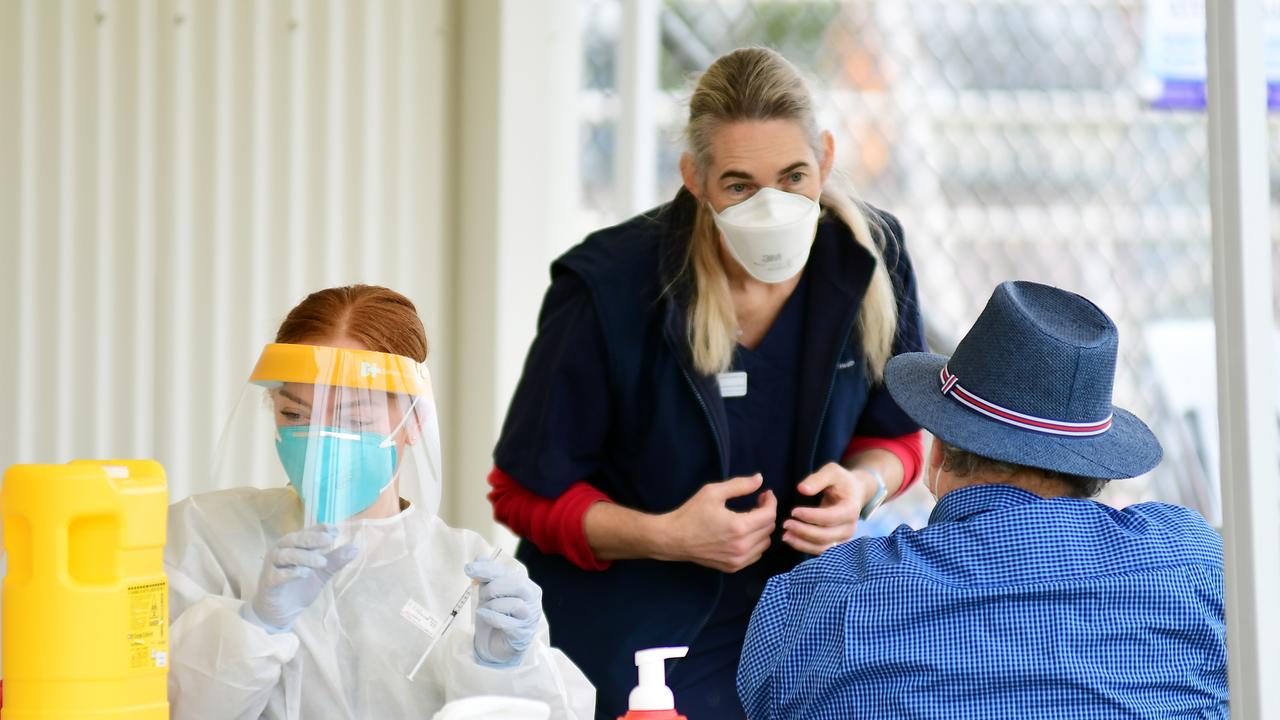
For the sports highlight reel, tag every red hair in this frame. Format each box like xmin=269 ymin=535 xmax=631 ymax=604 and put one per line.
xmin=275 ymin=285 xmax=428 ymax=362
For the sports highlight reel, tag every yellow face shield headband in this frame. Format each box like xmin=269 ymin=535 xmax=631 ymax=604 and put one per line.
xmin=249 ymin=343 xmax=431 ymax=397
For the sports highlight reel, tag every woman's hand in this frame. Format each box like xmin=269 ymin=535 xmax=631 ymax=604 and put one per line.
xmin=657 ymin=474 xmax=777 ymax=573
xmin=465 ymin=558 xmax=543 ymax=668
xmin=243 ymin=525 xmax=359 ymax=633
xmin=782 ymin=463 xmax=875 ymax=555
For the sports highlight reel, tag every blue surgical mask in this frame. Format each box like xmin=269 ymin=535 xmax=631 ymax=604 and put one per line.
xmin=274 ymin=426 xmax=399 ymax=524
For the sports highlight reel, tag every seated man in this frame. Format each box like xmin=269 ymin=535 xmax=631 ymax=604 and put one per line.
xmin=737 ymin=281 xmax=1227 ymax=719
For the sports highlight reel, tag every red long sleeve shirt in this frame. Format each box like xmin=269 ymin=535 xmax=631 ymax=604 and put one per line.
xmin=488 ymin=431 xmax=924 ymax=572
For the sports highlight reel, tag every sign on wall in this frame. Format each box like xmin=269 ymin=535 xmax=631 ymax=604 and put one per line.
xmin=1143 ymin=0 xmax=1280 ymax=110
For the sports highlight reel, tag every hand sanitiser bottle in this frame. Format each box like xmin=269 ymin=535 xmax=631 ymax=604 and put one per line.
xmin=618 ymin=647 xmax=689 ymax=720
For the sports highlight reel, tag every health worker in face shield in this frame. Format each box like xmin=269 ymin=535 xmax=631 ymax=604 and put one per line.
xmin=165 ymin=285 xmax=594 ymax=720
xmin=488 ymin=48 xmax=928 ymax=719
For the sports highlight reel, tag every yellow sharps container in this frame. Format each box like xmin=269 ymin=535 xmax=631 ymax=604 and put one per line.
xmin=2 ymin=460 xmax=169 ymax=718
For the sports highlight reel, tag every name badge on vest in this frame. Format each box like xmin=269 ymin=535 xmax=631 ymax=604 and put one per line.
xmin=717 ymin=371 xmax=748 ymax=398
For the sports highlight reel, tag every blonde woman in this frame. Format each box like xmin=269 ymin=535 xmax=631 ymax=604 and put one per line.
xmin=489 ymin=48 xmax=926 ymax=719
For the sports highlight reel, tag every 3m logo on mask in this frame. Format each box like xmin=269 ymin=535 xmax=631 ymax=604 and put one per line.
xmin=709 ymin=186 xmax=820 ymax=284
xmin=360 ymin=362 xmax=382 ymax=379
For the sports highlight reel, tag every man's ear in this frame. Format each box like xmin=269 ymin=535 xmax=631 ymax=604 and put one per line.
xmin=928 ymin=438 xmax=944 ymax=474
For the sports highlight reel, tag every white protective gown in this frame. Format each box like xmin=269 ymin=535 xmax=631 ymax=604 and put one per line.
xmin=165 ymin=488 xmax=595 ymax=719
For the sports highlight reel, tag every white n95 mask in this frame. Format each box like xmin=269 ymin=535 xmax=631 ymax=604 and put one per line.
xmin=710 ymin=186 xmax=821 ymax=284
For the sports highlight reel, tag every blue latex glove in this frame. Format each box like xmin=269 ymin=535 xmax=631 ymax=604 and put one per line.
xmin=464 ymin=557 xmax=543 ymax=667
xmin=243 ymin=525 xmax=359 ymax=634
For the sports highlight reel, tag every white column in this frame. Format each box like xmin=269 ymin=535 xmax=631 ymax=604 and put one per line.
xmin=0 ymin=0 xmax=22 ymax=468
xmin=1206 ymin=1 xmax=1280 ymax=716
xmin=451 ymin=0 xmax=581 ymax=537
xmin=615 ymin=0 xmax=660 ymax=217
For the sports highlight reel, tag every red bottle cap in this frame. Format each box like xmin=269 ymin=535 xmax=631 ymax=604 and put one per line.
xmin=618 ymin=710 xmax=686 ymax=720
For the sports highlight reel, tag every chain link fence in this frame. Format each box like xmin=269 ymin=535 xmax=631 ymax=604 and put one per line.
xmin=578 ymin=0 xmax=1280 ymax=530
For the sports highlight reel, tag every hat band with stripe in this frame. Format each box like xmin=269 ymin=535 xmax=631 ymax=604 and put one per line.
xmin=939 ymin=365 xmax=1112 ymax=437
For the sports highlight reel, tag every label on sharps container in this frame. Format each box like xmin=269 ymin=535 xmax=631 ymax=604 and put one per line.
xmin=127 ymin=580 xmax=168 ymax=670
xmin=401 ymin=599 xmax=442 ymax=637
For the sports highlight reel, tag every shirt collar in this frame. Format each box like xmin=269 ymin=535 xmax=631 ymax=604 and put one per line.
xmin=928 ymin=484 xmax=1045 ymax=524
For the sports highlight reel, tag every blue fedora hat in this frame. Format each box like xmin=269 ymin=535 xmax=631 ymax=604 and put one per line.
xmin=885 ymin=281 xmax=1162 ymax=479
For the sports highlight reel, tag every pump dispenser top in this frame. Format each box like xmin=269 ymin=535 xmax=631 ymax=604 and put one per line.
xmin=618 ymin=647 xmax=688 ymax=720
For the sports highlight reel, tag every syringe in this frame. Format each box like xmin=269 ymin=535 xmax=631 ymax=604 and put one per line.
xmin=406 ymin=547 xmax=503 ymax=682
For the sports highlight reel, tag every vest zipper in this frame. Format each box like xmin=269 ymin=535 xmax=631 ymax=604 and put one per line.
xmin=679 ymin=364 xmax=727 ymax=479
xmin=809 ymin=305 xmax=865 ymax=473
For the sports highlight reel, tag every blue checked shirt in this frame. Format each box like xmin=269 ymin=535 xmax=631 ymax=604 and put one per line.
xmin=737 ymin=484 xmax=1227 ymax=719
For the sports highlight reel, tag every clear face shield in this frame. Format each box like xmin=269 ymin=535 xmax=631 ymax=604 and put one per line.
xmin=211 ymin=343 xmax=443 ymax=524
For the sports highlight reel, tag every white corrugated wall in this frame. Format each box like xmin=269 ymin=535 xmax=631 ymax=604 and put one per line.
xmin=0 ymin=0 xmax=455 ymax=506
